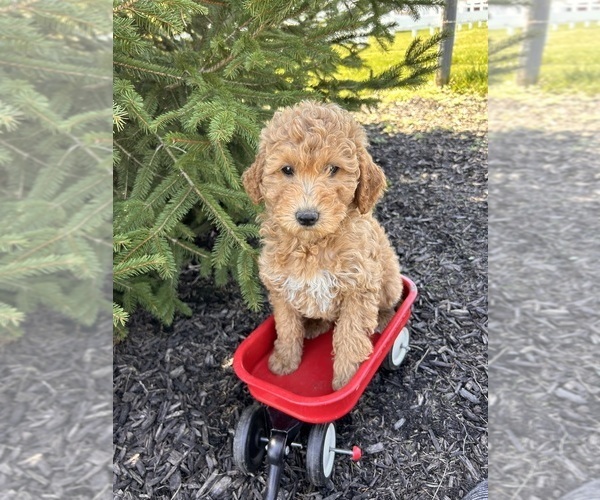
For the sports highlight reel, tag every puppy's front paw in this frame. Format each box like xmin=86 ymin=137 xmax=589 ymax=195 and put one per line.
xmin=268 ymin=347 xmax=301 ymax=375
xmin=332 ymin=361 xmax=359 ymax=391
xmin=332 ymin=333 xmax=372 ymax=390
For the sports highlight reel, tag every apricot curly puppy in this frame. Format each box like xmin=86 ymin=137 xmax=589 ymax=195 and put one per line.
xmin=243 ymin=101 xmax=403 ymax=390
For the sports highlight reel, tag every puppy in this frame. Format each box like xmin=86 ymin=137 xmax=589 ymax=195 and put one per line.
xmin=243 ymin=101 xmax=403 ymax=390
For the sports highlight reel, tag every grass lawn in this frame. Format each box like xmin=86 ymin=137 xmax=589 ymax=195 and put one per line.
xmin=337 ymin=25 xmax=488 ymax=100
xmin=490 ymin=23 xmax=600 ymax=95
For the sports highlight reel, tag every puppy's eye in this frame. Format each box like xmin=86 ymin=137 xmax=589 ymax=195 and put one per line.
xmin=281 ymin=165 xmax=294 ymax=176
xmin=327 ymin=165 xmax=340 ymax=176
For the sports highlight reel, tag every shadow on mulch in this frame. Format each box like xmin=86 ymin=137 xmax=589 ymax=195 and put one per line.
xmin=113 ymin=125 xmax=488 ymax=500
xmin=489 ymin=128 xmax=600 ymax=499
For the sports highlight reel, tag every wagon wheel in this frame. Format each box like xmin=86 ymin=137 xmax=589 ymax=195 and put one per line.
xmin=306 ymin=422 xmax=336 ymax=486
xmin=233 ymin=404 xmax=269 ymax=474
xmin=382 ymin=326 xmax=410 ymax=371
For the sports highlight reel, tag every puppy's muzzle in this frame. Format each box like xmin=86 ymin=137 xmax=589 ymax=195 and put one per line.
xmin=295 ymin=209 xmax=320 ymax=227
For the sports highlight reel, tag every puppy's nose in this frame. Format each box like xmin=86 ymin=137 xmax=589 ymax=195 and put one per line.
xmin=295 ymin=209 xmax=320 ymax=227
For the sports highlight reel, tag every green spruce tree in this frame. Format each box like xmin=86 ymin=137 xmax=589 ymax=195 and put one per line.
xmin=0 ymin=0 xmax=112 ymax=341
xmin=113 ymin=0 xmax=443 ymax=338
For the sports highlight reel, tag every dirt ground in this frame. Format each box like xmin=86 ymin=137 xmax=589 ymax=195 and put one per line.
xmin=113 ymin=94 xmax=488 ymax=500
xmin=488 ymin=88 xmax=600 ymax=499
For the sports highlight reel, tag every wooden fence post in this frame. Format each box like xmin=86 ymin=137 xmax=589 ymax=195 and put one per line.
xmin=436 ymin=0 xmax=458 ymax=87
xmin=518 ymin=0 xmax=552 ymax=85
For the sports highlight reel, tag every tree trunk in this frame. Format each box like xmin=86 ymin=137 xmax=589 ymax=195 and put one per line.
xmin=436 ymin=0 xmax=458 ymax=87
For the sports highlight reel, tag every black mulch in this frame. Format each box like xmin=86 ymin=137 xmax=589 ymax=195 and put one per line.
xmin=113 ymin=97 xmax=488 ymax=500
xmin=0 ymin=315 xmax=112 ymax=499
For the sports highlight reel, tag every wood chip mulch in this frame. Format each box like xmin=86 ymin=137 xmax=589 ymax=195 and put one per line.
xmin=0 ymin=315 xmax=112 ymax=499
xmin=113 ymin=95 xmax=488 ymax=500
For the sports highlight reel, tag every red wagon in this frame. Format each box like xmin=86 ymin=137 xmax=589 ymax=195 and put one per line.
xmin=233 ymin=276 xmax=418 ymax=499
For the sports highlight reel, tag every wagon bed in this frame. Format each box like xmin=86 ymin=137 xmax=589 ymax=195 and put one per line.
xmin=233 ymin=276 xmax=418 ymax=423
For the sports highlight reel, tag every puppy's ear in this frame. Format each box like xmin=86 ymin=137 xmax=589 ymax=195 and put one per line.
xmin=242 ymin=152 xmax=265 ymax=205
xmin=355 ymin=146 xmax=387 ymax=214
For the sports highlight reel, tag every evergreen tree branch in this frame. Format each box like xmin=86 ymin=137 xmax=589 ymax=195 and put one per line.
xmin=0 ymin=255 xmax=86 ymax=280
xmin=113 ymin=58 xmax=186 ymax=83
xmin=168 ymin=237 xmax=211 ymax=260
xmin=14 ymin=197 xmax=112 ymax=262
xmin=0 ymin=303 xmax=25 ymax=328
xmin=180 ymin=169 xmax=254 ymax=255
xmin=0 ymin=57 xmax=112 ymax=80
xmin=114 ymin=255 xmax=170 ymax=281
xmin=159 ymin=137 xmax=254 ymax=255
xmin=0 ymin=139 xmax=51 ymax=169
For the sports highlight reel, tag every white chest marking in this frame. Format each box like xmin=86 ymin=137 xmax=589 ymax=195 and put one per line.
xmin=281 ymin=271 xmax=339 ymax=314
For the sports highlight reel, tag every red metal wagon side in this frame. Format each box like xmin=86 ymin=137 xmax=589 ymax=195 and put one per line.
xmin=232 ymin=276 xmax=418 ymax=499
xmin=234 ymin=275 xmax=417 ymax=422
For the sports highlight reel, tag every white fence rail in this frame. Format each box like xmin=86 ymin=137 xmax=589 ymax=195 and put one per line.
xmin=382 ymin=1 xmax=600 ymax=33
xmin=489 ymin=2 xmax=600 ymax=30
xmin=383 ymin=4 xmax=487 ymax=33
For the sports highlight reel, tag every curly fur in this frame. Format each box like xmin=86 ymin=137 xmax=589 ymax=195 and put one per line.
xmin=243 ymin=101 xmax=403 ymax=390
